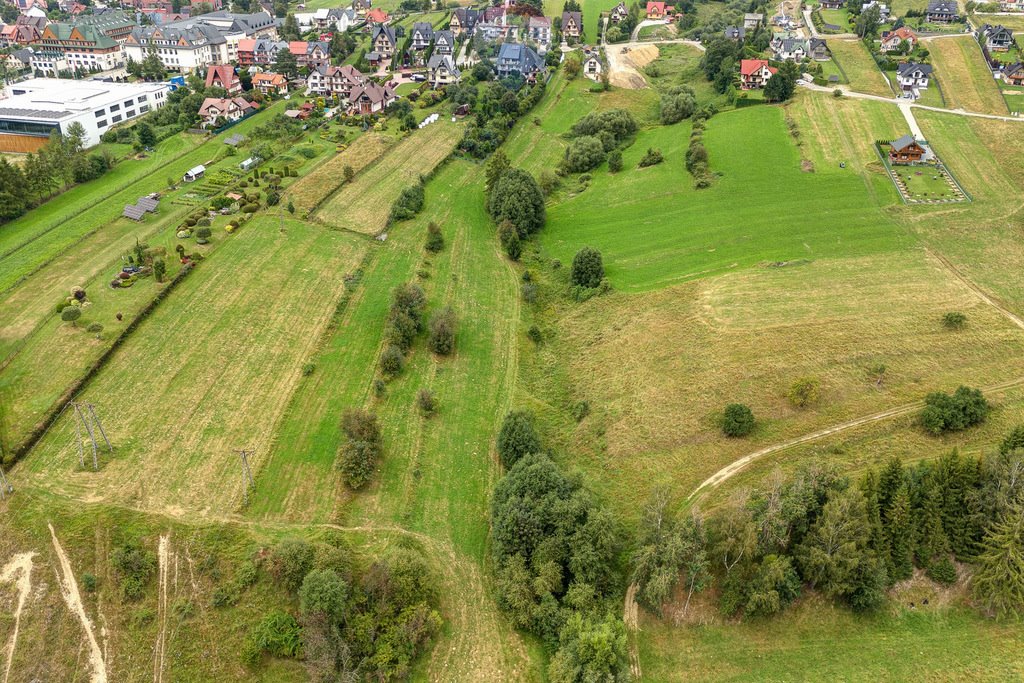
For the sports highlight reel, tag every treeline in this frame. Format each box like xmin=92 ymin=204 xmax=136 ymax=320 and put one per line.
xmin=700 ymin=36 xmax=799 ymax=102
xmin=0 ymin=123 xmax=114 ymax=224
xmin=491 ymin=411 xmax=631 ymax=681
xmin=633 ymin=434 xmax=1024 ymax=620
xmin=561 ymin=109 xmax=638 ymax=174
xmin=485 ymin=151 xmax=546 ymax=260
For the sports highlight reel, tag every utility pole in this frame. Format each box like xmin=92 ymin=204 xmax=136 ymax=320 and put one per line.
xmin=0 ymin=464 xmax=11 ymax=500
xmin=86 ymin=404 xmax=112 ymax=453
xmin=236 ymin=449 xmax=254 ymax=505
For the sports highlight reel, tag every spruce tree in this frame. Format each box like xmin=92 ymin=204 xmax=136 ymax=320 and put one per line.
xmin=972 ymin=504 xmax=1024 ymax=618
xmin=915 ymin=480 xmax=951 ymax=569
xmin=886 ymin=485 xmax=915 ymax=582
xmin=878 ymin=457 xmax=905 ymax=523
xmin=861 ymin=470 xmax=890 ymax=572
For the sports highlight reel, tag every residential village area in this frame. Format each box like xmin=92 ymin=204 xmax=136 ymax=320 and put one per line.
xmin=5 ymin=0 xmax=1024 ymax=675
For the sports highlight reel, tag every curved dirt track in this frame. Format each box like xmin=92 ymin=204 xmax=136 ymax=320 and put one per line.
xmin=0 ymin=552 xmax=35 ymax=683
xmin=49 ymin=523 xmax=107 ymax=683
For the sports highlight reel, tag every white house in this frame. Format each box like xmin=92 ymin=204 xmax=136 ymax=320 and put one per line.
xmin=895 ymin=62 xmax=932 ymax=98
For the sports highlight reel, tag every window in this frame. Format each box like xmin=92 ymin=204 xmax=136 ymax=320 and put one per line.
xmin=97 ymin=119 xmax=107 ymax=128
xmin=95 ymin=109 xmax=105 ymax=117
xmin=109 ymin=103 xmax=120 ymax=112
xmin=111 ymin=114 xmax=122 ymax=123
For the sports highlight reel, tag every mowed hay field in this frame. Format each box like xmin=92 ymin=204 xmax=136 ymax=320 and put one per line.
xmin=315 ymin=122 xmax=463 ymax=234
xmin=19 ymin=217 xmax=365 ymax=515
xmin=286 ymin=132 xmax=391 ymax=214
xmin=541 ymin=249 xmax=1024 ymax=519
xmin=538 ymin=105 xmax=910 ymax=292
xmin=828 ymin=39 xmax=893 ymax=97
xmin=911 ymin=110 xmax=1024 ymax=310
xmin=926 ymin=37 xmax=1008 ymax=115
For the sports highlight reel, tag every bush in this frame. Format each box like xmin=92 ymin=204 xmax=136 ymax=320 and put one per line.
xmin=660 ymin=91 xmax=697 ymax=124
xmin=926 ymin=557 xmax=958 ymax=585
xmin=562 ymin=135 xmax=606 ymax=173
xmin=608 ymin=150 xmax=622 ymax=173
xmin=417 ymin=389 xmax=437 ymax=417
xmin=389 ymin=182 xmax=425 ymax=223
xmin=497 ymin=410 xmax=541 ymax=468
xmin=569 ymin=109 xmax=638 ymax=145
xmin=427 ymin=307 xmax=456 ymax=355
xmin=195 ymin=227 xmax=212 ymax=244
xmin=638 ymin=148 xmax=664 ymax=168
xmin=571 ymin=247 xmax=604 ymax=289
xmin=302 ymin=362 xmax=316 ymax=376
xmin=269 ymin=538 xmax=314 ymax=591
xmin=920 ymin=386 xmax=990 ymax=435
xmin=112 ymin=539 xmax=156 ymax=602
xmin=338 ymin=408 xmax=383 ymax=489
xmin=299 ymin=569 xmax=347 ymax=621
xmin=243 ymin=610 xmax=302 ymax=664
xmin=425 ymin=222 xmax=444 ymax=253
xmin=82 ymin=573 xmax=97 ymax=593
xmin=242 ymin=203 xmax=259 ymax=213
xmin=380 ymin=344 xmax=405 ymax=375
xmin=788 ymin=377 xmax=820 ymax=409
xmin=943 ymin=311 xmax=967 ymax=330
xmin=61 ymin=307 xmax=82 ymax=326
xmin=527 ymin=325 xmax=542 ymax=344
xmin=722 ymin=404 xmax=755 ymax=437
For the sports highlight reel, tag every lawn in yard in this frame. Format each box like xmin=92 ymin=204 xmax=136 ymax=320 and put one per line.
xmin=820 ymin=7 xmax=850 ymax=29
xmin=314 ymin=121 xmax=463 ymax=234
xmin=927 ymin=36 xmax=1008 ymax=114
xmin=828 ymin=38 xmax=893 ymax=97
xmin=890 ymin=161 xmax=960 ymax=200
xmin=17 ymin=215 xmax=366 ymax=515
xmin=818 ymin=57 xmax=847 ymax=84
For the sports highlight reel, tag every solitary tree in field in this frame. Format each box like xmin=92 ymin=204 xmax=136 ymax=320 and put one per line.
xmin=571 ymin=247 xmax=604 ymax=289
xmin=721 ymin=403 xmax=754 ymax=437
xmin=61 ymin=307 xmax=82 ymax=327
xmin=338 ymin=408 xmax=382 ymax=489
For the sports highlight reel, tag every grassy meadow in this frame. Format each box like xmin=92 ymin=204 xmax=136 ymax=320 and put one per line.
xmin=286 ymin=132 xmax=391 ymax=215
xmin=315 ymin=121 xmax=462 ymax=234
xmin=926 ymin=36 xmax=1008 ymax=115
xmin=538 ymin=104 xmax=909 ymax=292
xmin=828 ymin=38 xmax=894 ymax=97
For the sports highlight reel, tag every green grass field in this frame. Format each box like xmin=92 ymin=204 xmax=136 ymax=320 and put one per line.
xmin=828 ymin=38 xmax=893 ymax=97
xmin=927 ymin=36 xmax=1008 ymax=115
xmin=538 ymin=105 xmax=909 ymax=292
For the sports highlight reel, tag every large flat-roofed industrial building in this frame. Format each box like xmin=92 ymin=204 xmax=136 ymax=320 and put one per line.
xmin=0 ymin=78 xmax=169 ymax=152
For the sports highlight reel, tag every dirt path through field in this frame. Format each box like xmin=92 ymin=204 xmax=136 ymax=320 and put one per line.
xmin=153 ymin=533 xmax=170 ymax=683
xmin=623 ymin=582 xmax=642 ymax=679
xmin=0 ymin=552 xmax=35 ymax=683
xmin=48 ymin=523 xmax=107 ymax=683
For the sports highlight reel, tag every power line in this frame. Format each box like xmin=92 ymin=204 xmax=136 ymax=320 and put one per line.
xmin=236 ymin=449 xmax=254 ymax=505
xmin=70 ymin=402 xmax=112 ymax=471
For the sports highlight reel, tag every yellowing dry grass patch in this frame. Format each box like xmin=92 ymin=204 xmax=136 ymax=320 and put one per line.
xmin=286 ymin=132 xmax=391 ymax=215
xmin=927 ymin=37 xmax=1008 ymax=115
xmin=315 ymin=122 xmax=463 ymax=235
xmin=555 ymin=250 xmax=1024 ymax=517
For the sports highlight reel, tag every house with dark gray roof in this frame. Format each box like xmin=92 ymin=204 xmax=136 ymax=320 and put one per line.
xmin=495 ymin=42 xmax=544 ymax=79
xmin=895 ymin=62 xmax=933 ymax=97
xmin=925 ymin=0 xmax=958 ymax=23
xmin=977 ymin=24 xmax=1014 ymax=52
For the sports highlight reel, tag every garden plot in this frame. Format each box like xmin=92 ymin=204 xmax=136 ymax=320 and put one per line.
xmin=314 ymin=122 xmax=462 ymax=235
xmin=876 ymin=141 xmax=968 ymax=204
xmin=19 ymin=217 xmax=365 ymax=516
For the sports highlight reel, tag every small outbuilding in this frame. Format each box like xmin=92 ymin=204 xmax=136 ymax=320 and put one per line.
xmin=183 ymin=165 xmax=206 ymax=182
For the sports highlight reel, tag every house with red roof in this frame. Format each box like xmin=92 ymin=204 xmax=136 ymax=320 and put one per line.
xmin=646 ymin=1 xmax=674 ymax=19
xmin=739 ymin=59 xmax=776 ymax=89
xmin=252 ymin=71 xmax=288 ymax=95
xmin=365 ymin=8 xmax=390 ymax=25
xmin=205 ymin=64 xmax=242 ymax=94
xmin=880 ymin=26 xmax=917 ymax=53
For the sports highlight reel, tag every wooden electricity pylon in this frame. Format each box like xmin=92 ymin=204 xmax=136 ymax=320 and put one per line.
xmin=71 ymin=402 xmax=111 ymax=471
xmin=236 ymin=449 xmax=254 ymax=504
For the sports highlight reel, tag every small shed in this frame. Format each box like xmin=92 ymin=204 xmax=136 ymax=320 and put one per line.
xmin=240 ymin=156 xmax=259 ymax=171
xmin=183 ymin=165 xmax=206 ymax=182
